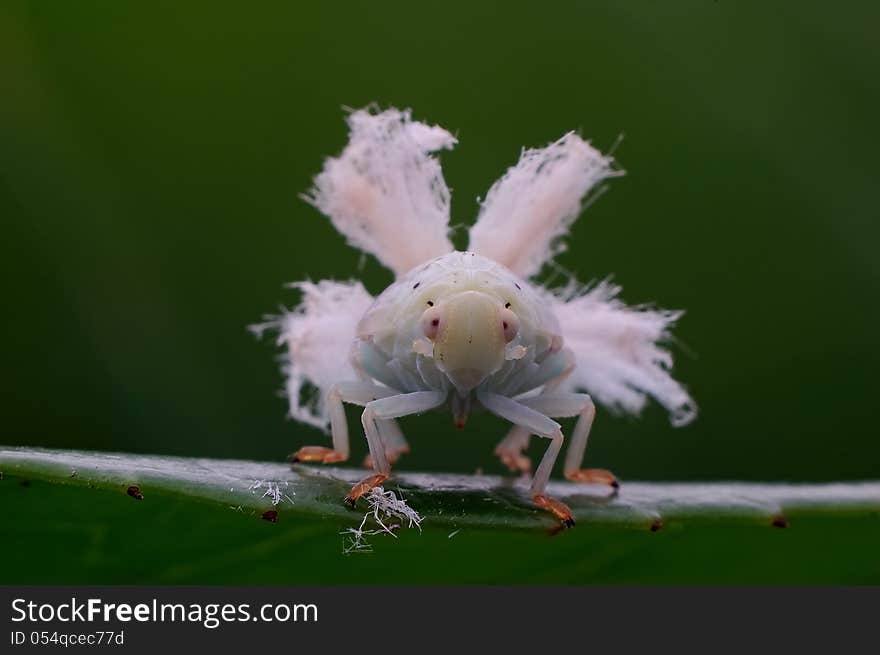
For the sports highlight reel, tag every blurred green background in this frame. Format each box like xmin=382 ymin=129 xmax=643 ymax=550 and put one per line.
xmin=2 ymin=0 xmax=878 ymax=489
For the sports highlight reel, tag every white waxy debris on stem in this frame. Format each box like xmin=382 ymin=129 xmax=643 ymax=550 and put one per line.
xmin=248 ymin=480 xmax=294 ymax=506
xmin=340 ymin=487 xmax=424 ymax=554
xmin=340 ymin=514 xmax=384 ymax=554
xmin=367 ymin=486 xmax=424 ymax=532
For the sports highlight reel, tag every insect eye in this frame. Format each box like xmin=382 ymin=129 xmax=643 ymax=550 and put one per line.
xmin=500 ymin=307 xmax=519 ymax=343
xmin=422 ymin=306 xmax=442 ymax=341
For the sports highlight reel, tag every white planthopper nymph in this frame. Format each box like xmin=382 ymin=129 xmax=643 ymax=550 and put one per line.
xmin=254 ymin=106 xmax=696 ymax=527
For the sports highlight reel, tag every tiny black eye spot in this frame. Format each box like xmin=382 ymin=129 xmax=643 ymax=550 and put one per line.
xmin=427 ymin=300 xmax=434 ymax=307
xmin=505 ymin=302 xmax=511 ymax=309
xmin=413 ymin=282 xmax=420 ymax=289
xmin=514 ymin=283 xmax=521 ymax=290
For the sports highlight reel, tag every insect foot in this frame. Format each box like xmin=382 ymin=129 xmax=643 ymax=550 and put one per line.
xmin=565 ymin=468 xmax=620 ymax=489
xmin=289 ymin=446 xmax=346 ymax=464
xmin=533 ymin=494 xmax=576 ymax=528
xmin=344 ymin=474 xmax=388 ymax=508
xmin=495 ymin=448 xmax=532 ymax=474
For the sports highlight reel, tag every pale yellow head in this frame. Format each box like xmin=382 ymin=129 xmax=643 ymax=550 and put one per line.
xmin=421 ymin=290 xmax=519 ymax=395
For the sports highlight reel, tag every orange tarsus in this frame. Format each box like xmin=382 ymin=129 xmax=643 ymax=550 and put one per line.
xmin=495 ymin=449 xmax=532 ymax=474
xmin=344 ymin=474 xmax=388 ymax=508
xmin=533 ymin=493 xmax=575 ymax=528
xmin=290 ymin=446 xmax=346 ymax=464
xmin=565 ymin=468 xmax=619 ymax=489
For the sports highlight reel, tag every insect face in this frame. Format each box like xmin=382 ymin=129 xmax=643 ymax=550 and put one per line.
xmin=423 ymin=290 xmax=514 ymax=395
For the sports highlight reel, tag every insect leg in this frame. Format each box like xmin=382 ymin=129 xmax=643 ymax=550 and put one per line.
xmin=345 ymin=390 xmax=448 ymax=506
xmin=291 ymin=381 xmax=398 ymax=464
xmin=363 ymin=418 xmax=411 ymax=469
xmin=520 ymin=392 xmax=618 ymax=488
xmin=478 ymin=391 xmax=574 ymax=527
xmin=493 ymin=348 xmax=576 ymax=473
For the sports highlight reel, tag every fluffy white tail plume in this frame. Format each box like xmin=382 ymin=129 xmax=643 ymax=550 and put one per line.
xmin=305 ymin=108 xmax=457 ymax=277
xmin=551 ymin=281 xmax=697 ymax=426
xmin=468 ymin=132 xmax=618 ymax=279
xmin=252 ymin=280 xmax=374 ymax=430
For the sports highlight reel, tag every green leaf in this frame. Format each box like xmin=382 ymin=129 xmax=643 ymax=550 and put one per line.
xmin=2 ymin=447 xmax=879 ymax=583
